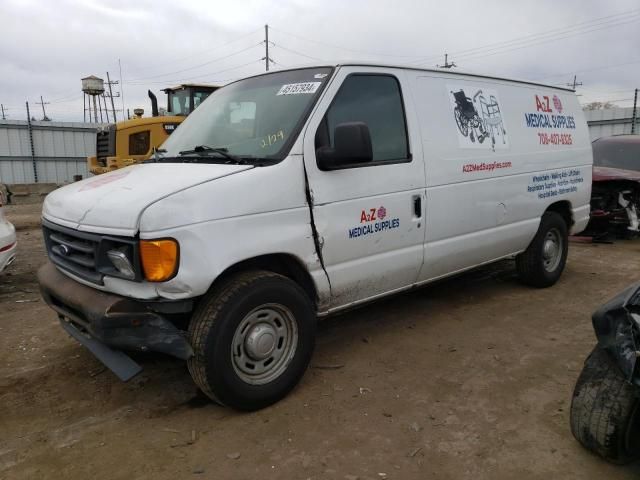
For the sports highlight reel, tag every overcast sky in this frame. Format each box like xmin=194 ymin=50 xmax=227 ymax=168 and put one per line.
xmin=1 ymin=0 xmax=639 ymax=122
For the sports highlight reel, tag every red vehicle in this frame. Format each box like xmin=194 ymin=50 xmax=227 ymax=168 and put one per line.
xmin=585 ymin=135 xmax=640 ymax=236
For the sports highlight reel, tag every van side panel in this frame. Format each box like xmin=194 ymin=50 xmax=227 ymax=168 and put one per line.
xmin=407 ymin=73 xmax=592 ymax=281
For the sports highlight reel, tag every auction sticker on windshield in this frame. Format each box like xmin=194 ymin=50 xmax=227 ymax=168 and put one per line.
xmin=277 ymin=82 xmax=321 ymax=95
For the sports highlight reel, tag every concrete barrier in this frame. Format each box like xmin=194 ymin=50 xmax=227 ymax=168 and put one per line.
xmin=4 ymin=183 xmax=59 ymax=205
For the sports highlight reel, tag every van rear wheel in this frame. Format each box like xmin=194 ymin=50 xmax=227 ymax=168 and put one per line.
xmin=516 ymin=211 xmax=568 ymax=288
xmin=187 ymin=270 xmax=316 ymax=411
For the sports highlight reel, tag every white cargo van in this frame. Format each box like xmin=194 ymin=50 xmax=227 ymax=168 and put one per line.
xmin=38 ymin=64 xmax=592 ymax=410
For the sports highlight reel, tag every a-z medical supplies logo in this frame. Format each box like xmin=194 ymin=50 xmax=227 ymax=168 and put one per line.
xmin=448 ymin=84 xmax=509 ymax=152
xmin=524 ymin=94 xmax=576 ymax=146
xmin=348 ymin=206 xmax=400 ymax=239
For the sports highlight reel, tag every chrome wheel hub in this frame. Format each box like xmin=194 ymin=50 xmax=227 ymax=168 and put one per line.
xmin=542 ymin=228 xmax=562 ymax=272
xmin=231 ymin=304 xmax=298 ymax=385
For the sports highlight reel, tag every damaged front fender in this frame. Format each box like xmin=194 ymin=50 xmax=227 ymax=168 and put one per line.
xmin=592 ymin=282 xmax=640 ymax=384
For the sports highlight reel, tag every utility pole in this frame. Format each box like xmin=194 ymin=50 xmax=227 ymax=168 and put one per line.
xmin=437 ymin=53 xmax=456 ymax=69
xmin=25 ymin=102 xmax=38 ymax=183
xmin=36 ymin=95 xmax=50 ymax=121
xmin=436 ymin=53 xmax=457 ymax=68
xmin=102 ymin=94 xmax=110 ymax=123
xmin=106 ymin=71 xmax=119 ymax=122
xmin=632 ymin=88 xmax=638 ymax=135
xmin=566 ymin=75 xmax=583 ymax=90
xmin=0 ymin=104 xmax=5 ymax=120
xmin=262 ymin=24 xmax=274 ymax=71
xmin=118 ymin=59 xmax=125 ymax=120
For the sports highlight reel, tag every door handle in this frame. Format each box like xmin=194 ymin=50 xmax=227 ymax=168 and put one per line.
xmin=413 ymin=195 xmax=422 ymax=218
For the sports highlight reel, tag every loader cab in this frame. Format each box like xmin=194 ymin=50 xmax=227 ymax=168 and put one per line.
xmin=164 ymin=84 xmax=220 ymax=116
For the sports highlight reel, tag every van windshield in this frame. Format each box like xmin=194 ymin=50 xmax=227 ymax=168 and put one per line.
xmin=162 ymin=68 xmax=333 ymax=162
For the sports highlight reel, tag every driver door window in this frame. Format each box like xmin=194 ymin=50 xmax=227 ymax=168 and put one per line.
xmin=316 ymin=74 xmax=410 ymax=165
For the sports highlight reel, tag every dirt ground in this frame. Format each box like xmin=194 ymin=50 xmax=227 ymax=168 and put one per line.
xmin=1 ymin=203 xmax=640 ymax=480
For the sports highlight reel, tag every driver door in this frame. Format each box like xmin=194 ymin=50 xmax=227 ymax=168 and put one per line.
xmin=303 ymin=67 xmax=426 ymax=310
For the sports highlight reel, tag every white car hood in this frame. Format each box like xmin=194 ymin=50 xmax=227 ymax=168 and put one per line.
xmin=43 ymin=163 xmax=254 ymax=235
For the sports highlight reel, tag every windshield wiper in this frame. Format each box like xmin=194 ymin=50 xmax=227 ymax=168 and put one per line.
xmin=178 ymin=145 xmax=246 ymax=164
xmin=142 ymin=147 xmax=167 ymax=163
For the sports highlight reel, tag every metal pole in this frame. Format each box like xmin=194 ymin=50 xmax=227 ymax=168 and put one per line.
xmin=265 ymin=24 xmax=269 ymax=71
xmin=83 ymin=94 xmax=86 ymax=122
xmin=106 ymin=71 xmax=117 ymax=122
xmin=92 ymin=95 xmax=98 ymax=123
xmin=1 ymin=104 xmax=5 ymax=120
xmin=119 ymin=59 xmax=125 ymax=120
xmin=98 ymin=95 xmax=104 ymax=123
xmin=39 ymin=96 xmax=46 ymax=119
xmin=632 ymin=88 xmax=638 ymax=135
xmin=102 ymin=94 xmax=110 ymax=123
xmin=26 ymin=102 xmax=38 ymax=183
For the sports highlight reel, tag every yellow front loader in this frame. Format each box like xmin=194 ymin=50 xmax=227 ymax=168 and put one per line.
xmin=88 ymin=84 xmax=219 ymax=175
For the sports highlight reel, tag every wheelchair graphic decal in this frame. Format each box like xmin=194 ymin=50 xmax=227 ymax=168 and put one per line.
xmin=449 ymin=86 xmax=508 ymax=151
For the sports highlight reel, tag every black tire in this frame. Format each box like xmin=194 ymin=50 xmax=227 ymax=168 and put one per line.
xmin=516 ymin=211 xmax=568 ymax=288
xmin=570 ymin=347 xmax=640 ymax=463
xmin=187 ymin=270 xmax=316 ymax=411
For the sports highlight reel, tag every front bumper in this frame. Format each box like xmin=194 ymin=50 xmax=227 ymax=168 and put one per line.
xmin=38 ymin=261 xmax=194 ymax=380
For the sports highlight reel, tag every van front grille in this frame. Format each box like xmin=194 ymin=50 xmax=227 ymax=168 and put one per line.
xmin=43 ymin=219 xmax=142 ymax=285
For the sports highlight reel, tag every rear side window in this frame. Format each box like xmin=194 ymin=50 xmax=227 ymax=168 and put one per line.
xmin=129 ymin=131 xmax=150 ymax=155
xmin=318 ymin=75 xmax=409 ymax=163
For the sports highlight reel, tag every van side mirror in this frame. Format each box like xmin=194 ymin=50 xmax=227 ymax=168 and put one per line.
xmin=316 ymin=122 xmax=373 ymax=170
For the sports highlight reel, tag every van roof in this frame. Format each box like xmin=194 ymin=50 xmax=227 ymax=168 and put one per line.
xmin=242 ymin=62 xmax=575 ymax=93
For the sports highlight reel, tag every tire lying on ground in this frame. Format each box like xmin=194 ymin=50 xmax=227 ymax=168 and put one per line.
xmin=516 ymin=211 xmax=568 ymax=288
xmin=188 ymin=270 xmax=316 ymax=411
xmin=570 ymin=346 xmax=640 ymax=463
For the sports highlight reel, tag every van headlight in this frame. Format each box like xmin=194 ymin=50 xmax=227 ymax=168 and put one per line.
xmin=107 ymin=248 xmax=136 ymax=279
xmin=139 ymin=238 xmax=179 ymax=282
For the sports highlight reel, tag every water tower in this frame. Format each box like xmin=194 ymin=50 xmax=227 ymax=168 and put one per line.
xmin=82 ymin=75 xmax=105 ymax=123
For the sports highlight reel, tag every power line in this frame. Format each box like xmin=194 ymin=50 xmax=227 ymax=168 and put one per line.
xmin=411 ymin=9 xmax=640 ymax=66
xmin=533 ymin=58 xmax=640 ymax=81
xmin=128 ymin=27 xmax=263 ymax=73
xmin=49 ymin=95 xmax=83 ymax=104
xmin=126 ymin=43 xmax=261 ymax=82
xmin=127 ymin=60 xmax=262 ymax=86
xmin=456 ymin=16 xmax=640 ymax=66
xmin=273 ymin=9 xmax=639 ymax=66
xmin=270 ymin=26 xmax=427 ymax=58
xmin=272 ymin=43 xmax=327 ymax=62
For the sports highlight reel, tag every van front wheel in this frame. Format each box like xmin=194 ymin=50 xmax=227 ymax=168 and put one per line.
xmin=188 ymin=270 xmax=316 ymax=411
xmin=516 ymin=211 xmax=568 ymax=288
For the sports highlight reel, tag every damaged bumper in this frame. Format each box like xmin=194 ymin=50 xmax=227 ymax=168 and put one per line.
xmin=38 ymin=261 xmax=194 ymax=381
xmin=592 ymin=282 xmax=640 ymax=384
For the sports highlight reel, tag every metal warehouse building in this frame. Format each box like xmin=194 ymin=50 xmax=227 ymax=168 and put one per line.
xmin=583 ymin=107 xmax=638 ymax=140
xmin=0 ymin=119 xmax=102 ymax=185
